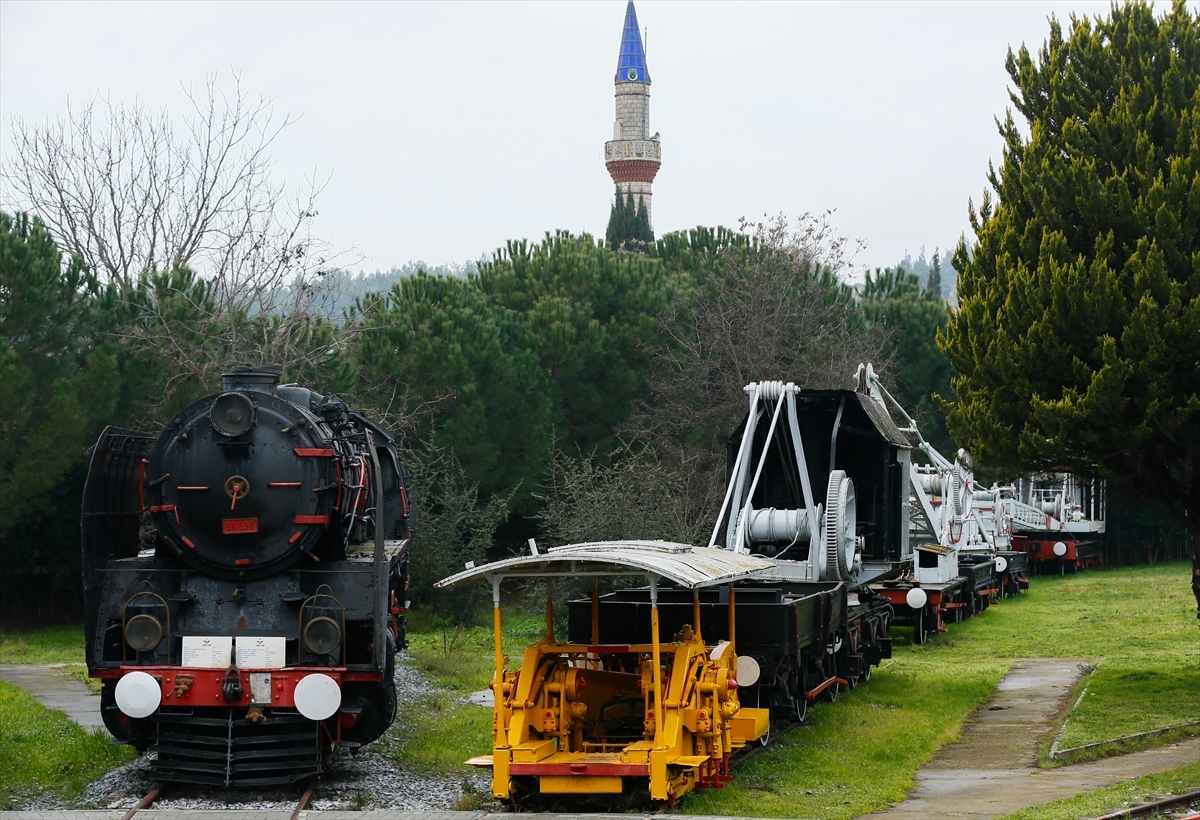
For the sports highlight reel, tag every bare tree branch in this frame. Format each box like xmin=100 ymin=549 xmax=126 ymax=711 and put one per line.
xmin=626 ymin=212 xmax=891 ymax=481
xmin=2 ymin=75 xmax=364 ymax=413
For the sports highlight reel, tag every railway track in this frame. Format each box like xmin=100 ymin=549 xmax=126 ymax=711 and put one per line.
xmin=118 ymin=785 xmax=162 ymax=820
xmin=118 ymin=778 xmax=319 ymax=820
xmin=1090 ymin=788 xmax=1200 ymax=819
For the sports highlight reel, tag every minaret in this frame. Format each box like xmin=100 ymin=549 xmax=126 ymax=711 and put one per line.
xmin=604 ymin=1 xmax=660 ymax=228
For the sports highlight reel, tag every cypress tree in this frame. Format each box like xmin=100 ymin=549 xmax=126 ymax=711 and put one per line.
xmin=605 ymin=186 xmax=630 ymax=251
xmin=635 ymin=194 xmax=655 ymax=245
xmin=938 ymin=0 xmax=1200 ymax=612
xmin=926 ymin=248 xmax=942 ymax=296
xmin=606 ymin=188 xmax=655 ymax=251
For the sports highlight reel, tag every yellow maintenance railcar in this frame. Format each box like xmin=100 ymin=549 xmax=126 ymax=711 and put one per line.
xmin=436 ymin=542 xmax=774 ymax=803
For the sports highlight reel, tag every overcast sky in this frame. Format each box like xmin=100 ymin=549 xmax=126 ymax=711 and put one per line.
xmin=1 ymin=0 xmax=1119 ymax=277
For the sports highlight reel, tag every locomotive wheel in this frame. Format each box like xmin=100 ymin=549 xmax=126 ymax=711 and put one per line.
xmin=913 ymin=608 xmax=927 ymax=645
xmin=860 ymin=662 xmax=872 ymax=684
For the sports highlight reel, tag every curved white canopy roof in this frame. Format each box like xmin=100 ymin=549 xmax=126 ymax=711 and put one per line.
xmin=435 ymin=540 xmax=776 ymax=590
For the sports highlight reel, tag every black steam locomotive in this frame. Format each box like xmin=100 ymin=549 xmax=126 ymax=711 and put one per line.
xmin=82 ymin=365 xmax=413 ymax=787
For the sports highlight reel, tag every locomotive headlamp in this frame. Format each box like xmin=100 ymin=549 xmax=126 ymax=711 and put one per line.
xmin=303 ymin=616 xmax=341 ymax=655
xmin=210 ymin=392 xmax=255 ymax=437
xmin=299 ymin=589 xmax=345 ymax=659
xmin=124 ymin=613 xmax=163 ymax=652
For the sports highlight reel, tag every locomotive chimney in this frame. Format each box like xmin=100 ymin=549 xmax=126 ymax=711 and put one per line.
xmin=221 ymin=364 xmax=283 ymax=395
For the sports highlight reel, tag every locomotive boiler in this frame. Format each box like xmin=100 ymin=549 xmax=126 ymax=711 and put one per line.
xmin=81 ymin=365 xmax=413 ymax=787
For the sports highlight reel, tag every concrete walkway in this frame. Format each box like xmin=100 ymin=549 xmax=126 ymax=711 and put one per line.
xmin=864 ymin=658 xmax=1200 ymax=819
xmin=0 ymin=663 xmax=107 ymax=734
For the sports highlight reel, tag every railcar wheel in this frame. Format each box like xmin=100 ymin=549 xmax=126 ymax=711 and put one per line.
xmin=861 ymin=662 xmax=872 ymax=684
xmin=795 ymin=696 xmax=808 ymax=723
xmin=913 ymin=608 xmax=927 ymax=645
xmin=758 ymin=722 xmax=771 ymax=746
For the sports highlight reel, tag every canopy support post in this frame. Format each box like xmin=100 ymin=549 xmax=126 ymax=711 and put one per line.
xmin=491 ymin=576 xmax=507 ymax=748
xmin=693 ymin=587 xmax=702 ymax=644
xmin=727 ymin=583 xmax=736 ymax=654
xmin=649 ymin=574 xmax=663 ymax=749
xmin=544 ymin=578 xmax=554 ymax=643
xmin=590 ymin=578 xmax=600 ymax=646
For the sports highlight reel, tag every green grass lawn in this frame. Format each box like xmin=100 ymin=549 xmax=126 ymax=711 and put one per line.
xmin=994 ymin=761 xmax=1200 ymax=820
xmin=681 ymin=562 xmax=1197 ymax=817
xmin=0 ymin=625 xmax=87 ymax=664
xmin=380 ymin=611 xmax=544 ymax=773
xmin=1057 ymin=661 xmax=1200 ymax=752
xmin=683 ymin=656 xmax=1009 ymax=818
xmin=904 ymin=562 xmax=1200 ymax=758
xmin=0 ymin=679 xmax=135 ymax=810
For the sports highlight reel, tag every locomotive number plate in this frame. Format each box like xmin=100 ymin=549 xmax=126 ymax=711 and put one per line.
xmin=222 ymin=517 xmax=259 ymax=534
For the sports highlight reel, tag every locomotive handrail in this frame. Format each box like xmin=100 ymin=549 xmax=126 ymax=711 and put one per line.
xmin=365 ymin=429 xmax=387 ymax=675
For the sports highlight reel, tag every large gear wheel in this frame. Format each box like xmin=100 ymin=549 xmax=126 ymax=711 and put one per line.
xmin=950 ymin=464 xmax=964 ymax=518
xmin=823 ymin=470 xmax=857 ymax=581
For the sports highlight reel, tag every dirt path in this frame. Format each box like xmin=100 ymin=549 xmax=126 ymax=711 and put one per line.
xmin=863 ymin=658 xmax=1200 ymax=819
xmin=0 ymin=663 xmax=106 ymax=733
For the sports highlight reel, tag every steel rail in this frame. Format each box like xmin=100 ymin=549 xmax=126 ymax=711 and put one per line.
xmin=290 ymin=777 xmax=319 ymax=820
xmin=1089 ymin=787 xmax=1200 ymax=819
xmin=119 ymin=783 xmax=163 ymax=820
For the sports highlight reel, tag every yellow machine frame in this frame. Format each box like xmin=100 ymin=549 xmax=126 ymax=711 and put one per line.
xmin=449 ymin=555 xmax=770 ymax=803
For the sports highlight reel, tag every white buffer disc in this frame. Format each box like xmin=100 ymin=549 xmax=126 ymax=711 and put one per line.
xmin=995 ymin=556 xmax=1008 ymax=573
xmin=294 ymin=673 xmax=341 ymax=721
xmin=1053 ymin=542 xmax=1068 ymax=557
xmin=906 ymin=587 xmax=928 ymax=610
xmin=736 ymin=655 xmax=761 ymax=687
xmin=115 ymin=670 xmax=161 ymax=718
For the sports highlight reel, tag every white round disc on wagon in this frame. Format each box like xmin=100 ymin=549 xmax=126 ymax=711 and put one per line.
xmin=906 ymin=587 xmax=928 ymax=610
xmin=736 ymin=654 xmax=761 ymax=687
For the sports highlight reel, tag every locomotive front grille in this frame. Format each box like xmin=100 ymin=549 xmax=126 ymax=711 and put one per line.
xmin=150 ymin=708 xmax=322 ymax=787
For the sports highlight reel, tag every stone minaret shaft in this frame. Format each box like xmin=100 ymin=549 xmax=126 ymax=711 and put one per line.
xmin=604 ymin=1 xmax=660 ymax=227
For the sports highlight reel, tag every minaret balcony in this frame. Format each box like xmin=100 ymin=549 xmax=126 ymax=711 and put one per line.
xmin=604 ymin=139 xmax=662 ymax=163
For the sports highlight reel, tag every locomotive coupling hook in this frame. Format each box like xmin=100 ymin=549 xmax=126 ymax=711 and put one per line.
xmin=222 ymin=667 xmax=244 ymax=704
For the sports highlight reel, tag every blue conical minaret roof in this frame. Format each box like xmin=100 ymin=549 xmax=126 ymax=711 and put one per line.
xmin=614 ymin=2 xmax=650 ymax=84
